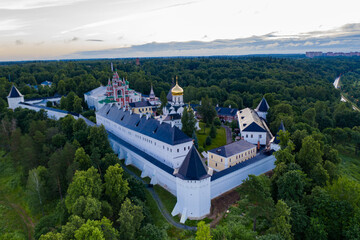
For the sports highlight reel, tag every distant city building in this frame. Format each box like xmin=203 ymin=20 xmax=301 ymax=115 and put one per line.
xmin=208 ymin=140 xmax=257 ymax=171
xmin=306 ymin=51 xmax=360 ymax=58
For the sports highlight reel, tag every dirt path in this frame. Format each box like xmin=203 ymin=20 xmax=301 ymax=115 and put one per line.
xmin=2 ymin=195 xmax=35 ymax=240
xmin=10 ymin=203 xmax=34 ymax=240
xmin=208 ymin=189 xmax=240 ymax=228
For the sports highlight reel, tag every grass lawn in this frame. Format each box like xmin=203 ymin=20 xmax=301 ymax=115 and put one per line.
xmin=196 ymin=122 xmax=226 ymax=151
xmin=153 ymin=185 xmax=177 ymax=214
xmin=144 ymin=190 xmax=167 ymax=227
xmin=0 ymin=152 xmax=34 ymax=240
xmin=124 ymin=164 xmax=151 ymax=184
xmin=339 ymin=152 xmax=360 ymax=182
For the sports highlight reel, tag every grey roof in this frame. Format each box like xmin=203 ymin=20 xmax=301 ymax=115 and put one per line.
xmin=25 ymin=93 xmax=62 ymax=102
xmin=215 ymin=107 xmax=238 ymax=117
xmin=243 ymin=122 xmax=267 ymax=132
xmin=255 ymin=97 xmax=270 ymax=112
xmin=129 ymin=101 xmax=152 ymax=108
xmin=18 ymin=102 xmax=79 ymax=116
xmin=84 ymin=86 xmax=106 ymax=96
xmin=97 ymin=104 xmax=192 ymax=145
xmin=7 ymin=85 xmax=23 ymax=98
xmin=208 ymin=140 xmax=256 ymax=158
xmin=176 ymin=145 xmax=209 ymax=180
xmin=168 ymin=113 xmax=181 ymax=120
xmin=238 ymin=108 xmax=267 ymax=132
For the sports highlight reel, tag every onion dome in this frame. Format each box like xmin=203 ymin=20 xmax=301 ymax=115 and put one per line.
xmin=171 ymin=77 xmax=183 ymax=96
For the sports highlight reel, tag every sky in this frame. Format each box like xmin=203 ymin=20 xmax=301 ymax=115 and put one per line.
xmin=1 ymin=0 xmax=360 ymax=61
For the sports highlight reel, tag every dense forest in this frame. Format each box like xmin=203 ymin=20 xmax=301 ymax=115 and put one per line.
xmin=1 ymin=56 xmax=360 ymax=239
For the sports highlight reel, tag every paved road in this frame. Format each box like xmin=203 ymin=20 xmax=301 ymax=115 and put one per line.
xmin=341 ymin=94 xmax=360 ymax=112
xmin=333 ymin=76 xmax=359 ymax=112
xmin=222 ymin=124 xmax=232 ymax=144
xmin=120 ymin=163 xmax=197 ymax=231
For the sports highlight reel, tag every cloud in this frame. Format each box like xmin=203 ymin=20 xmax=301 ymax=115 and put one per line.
xmin=287 ymin=43 xmax=300 ymax=47
xmin=86 ymin=39 xmax=104 ymax=42
xmin=151 ymin=1 xmax=197 ymax=11
xmin=304 ymin=41 xmax=314 ymax=46
xmin=265 ymin=42 xmax=279 ymax=48
xmin=62 ymin=25 xmax=360 ymax=60
xmin=15 ymin=40 xmax=23 ymax=45
xmin=60 ymin=1 xmax=197 ymax=35
xmin=0 ymin=0 xmax=88 ymax=10
xmin=320 ymin=40 xmax=341 ymax=46
xmin=0 ymin=19 xmax=26 ymax=31
xmin=64 ymin=37 xmax=79 ymax=43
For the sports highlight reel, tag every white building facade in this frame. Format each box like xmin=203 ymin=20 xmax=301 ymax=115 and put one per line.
xmin=237 ymin=108 xmax=273 ymax=146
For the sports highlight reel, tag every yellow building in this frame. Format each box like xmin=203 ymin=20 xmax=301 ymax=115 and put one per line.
xmin=208 ymin=140 xmax=257 ymax=171
xmin=129 ymin=101 xmax=156 ymax=115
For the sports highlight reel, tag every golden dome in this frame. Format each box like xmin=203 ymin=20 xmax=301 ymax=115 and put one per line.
xmin=171 ymin=77 xmax=183 ymax=96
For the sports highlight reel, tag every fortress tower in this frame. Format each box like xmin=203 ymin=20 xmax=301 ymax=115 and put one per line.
xmin=172 ymin=145 xmax=211 ymax=223
xmin=7 ymin=85 xmax=24 ymax=110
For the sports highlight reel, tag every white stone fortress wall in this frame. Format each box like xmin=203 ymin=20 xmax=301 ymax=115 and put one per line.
xmin=18 ymin=102 xmax=79 ymax=120
xmin=210 ymin=154 xmax=275 ymax=199
xmin=108 ymin=134 xmax=178 ymax=195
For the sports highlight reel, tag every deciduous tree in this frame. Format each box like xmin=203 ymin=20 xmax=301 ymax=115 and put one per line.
xmin=238 ymin=175 xmax=274 ymax=231
xmin=196 ymin=221 xmax=212 ymax=240
xmin=117 ymin=198 xmax=144 ymax=240
xmin=104 ymin=164 xmax=129 ymax=212
xmin=65 ymin=167 xmax=102 ymax=213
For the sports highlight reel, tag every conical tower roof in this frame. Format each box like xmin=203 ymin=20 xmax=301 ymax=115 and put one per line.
xmin=176 ymin=145 xmax=209 ymax=180
xmin=255 ymin=97 xmax=270 ymax=112
xmin=7 ymin=85 xmax=23 ymax=98
xmin=149 ymin=84 xmax=155 ymax=99
xmin=274 ymin=120 xmax=285 ymax=144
